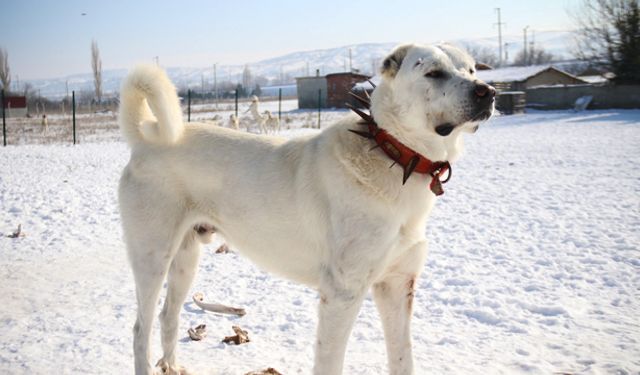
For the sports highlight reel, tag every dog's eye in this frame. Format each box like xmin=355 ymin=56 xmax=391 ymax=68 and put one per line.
xmin=425 ymin=70 xmax=445 ymax=79
xmin=469 ymin=68 xmax=475 ymax=74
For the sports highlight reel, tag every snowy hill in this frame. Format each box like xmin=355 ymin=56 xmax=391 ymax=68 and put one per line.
xmin=25 ymin=30 xmax=574 ymax=98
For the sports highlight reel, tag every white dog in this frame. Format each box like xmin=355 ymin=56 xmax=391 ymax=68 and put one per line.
xmin=118 ymin=43 xmax=495 ymax=375
xmin=246 ymin=95 xmax=267 ymax=133
xmin=263 ymin=109 xmax=280 ymax=133
xmin=228 ymin=113 xmax=240 ymax=130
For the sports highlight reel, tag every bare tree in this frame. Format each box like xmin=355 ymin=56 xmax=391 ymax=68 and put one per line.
xmin=571 ymin=0 xmax=640 ymax=83
xmin=464 ymin=44 xmax=499 ymax=67
xmin=91 ymin=40 xmax=103 ymax=103
xmin=242 ymin=64 xmax=252 ymax=90
xmin=0 ymin=47 xmax=10 ymax=92
xmin=512 ymin=45 xmax=556 ymax=66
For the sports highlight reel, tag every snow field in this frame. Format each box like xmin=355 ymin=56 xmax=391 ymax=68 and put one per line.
xmin=0 ymin=109 xmax=639 ymax=374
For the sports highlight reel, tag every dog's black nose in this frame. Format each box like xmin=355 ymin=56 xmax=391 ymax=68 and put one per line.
xmin=474 ymin=83 xmax=496 ymax=99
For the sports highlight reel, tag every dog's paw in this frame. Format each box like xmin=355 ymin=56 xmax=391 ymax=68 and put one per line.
xmin=155 ymin=359 xmax=193 ymax=375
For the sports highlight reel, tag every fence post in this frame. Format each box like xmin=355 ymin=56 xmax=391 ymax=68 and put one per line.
xmin=72 ymin=91 xmax=76 ymax=145
xmin=187 ymin=89 xmax=191 ymax=122
xmin=235 ymin=90 xmax=239 ymax=118
xmin=2 ymin=89 xmax=6 ymax=147
xmin=278 ymin=88 xmax=282 ymax=121
xmin=317 ymin=89 xmax=322 ymax=129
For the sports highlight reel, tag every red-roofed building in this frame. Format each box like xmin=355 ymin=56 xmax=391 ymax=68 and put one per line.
xmin=2 ymin=95 xmax=28 ymax=117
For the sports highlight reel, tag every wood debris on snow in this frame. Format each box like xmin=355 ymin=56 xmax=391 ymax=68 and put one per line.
xmin=244 ymin=368 xmax=283 ymax=375
xmin=215 ymin=243 xmax=230 ymax=254
xmin=6 ymin=224 xmax=25 ymax=238
xmin=222 ymin=325 xmax=250 ymax=345
xmin=187 ymin=324 xmax=207 ymax=341
xmin=192 ymin=292 xmax=246 ymax=316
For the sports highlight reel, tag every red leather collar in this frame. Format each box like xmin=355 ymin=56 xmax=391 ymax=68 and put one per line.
xmin=346 ymin=103 xmax=451 ymax=196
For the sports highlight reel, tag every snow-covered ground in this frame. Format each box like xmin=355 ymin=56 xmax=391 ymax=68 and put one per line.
xmin=1 ymin=109 xmax=639 ymax=374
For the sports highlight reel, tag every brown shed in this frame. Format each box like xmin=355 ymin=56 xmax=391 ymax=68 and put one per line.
xmin=325 ymin=72 xmax=371 ymax=108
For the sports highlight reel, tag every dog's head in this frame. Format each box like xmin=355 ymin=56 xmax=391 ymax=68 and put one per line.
xmin=372 ymin=43 xmax=495 ymax=138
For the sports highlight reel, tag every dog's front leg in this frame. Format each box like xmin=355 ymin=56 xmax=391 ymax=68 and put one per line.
xmin=313 ymin=268 xmax=368 ymax=375
xmin=371 ymin=241 xmax=428 ymax=375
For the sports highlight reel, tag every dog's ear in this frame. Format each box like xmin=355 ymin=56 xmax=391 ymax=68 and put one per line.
xmin=381 ymin=45 xmax=412 ymax=78
xmin=475 ymin=62 xmax=493 ymax=71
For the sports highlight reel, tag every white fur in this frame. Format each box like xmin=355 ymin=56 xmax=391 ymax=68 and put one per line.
xmin=119 ymin=44 xmax=494 ymax=375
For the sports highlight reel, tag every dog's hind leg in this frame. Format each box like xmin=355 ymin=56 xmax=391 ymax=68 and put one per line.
xmin=372 ymin=241 xmax=428 ymax=375
xmin=129 ymin=238 xmax=176 ymax=375
xmin=157 ymin=231 xmax=201 ymax=374
xmin=123 ymin=202 xmax=185 ymax=375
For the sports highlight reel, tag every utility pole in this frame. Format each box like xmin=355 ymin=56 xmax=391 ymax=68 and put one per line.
xmin=494 ymin=8 xmax=505 ymax=67
xmin=349 ymin=48 xmax=353 ymax=72
xmin=530 ymin=29 xmax=536 ymax=59
xmin=523 ymin=26 xmax=530 ymax=65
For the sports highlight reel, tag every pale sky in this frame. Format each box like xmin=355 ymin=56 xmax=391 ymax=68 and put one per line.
xmin=1 ymin=0 xmax=581 ymax=80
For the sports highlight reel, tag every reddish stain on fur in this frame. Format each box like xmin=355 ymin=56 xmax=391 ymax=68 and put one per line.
xmin=320 ymin=294 xmax=328 ymax=304
xmin=406 ymin=276 xmax=416 ymax=311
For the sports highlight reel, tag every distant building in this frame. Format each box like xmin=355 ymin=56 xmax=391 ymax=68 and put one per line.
xmin=325 ymin=72 xmax=371 ymax=108
xmin=296 ymin=75 xmax=327 ymax=109
xmin=296 ymin=71 xmax=371 ymax=109
xmin=476 ymin=65 xmax=587 ymax=91
xmin=2 ymin=95 xmax=28 ymax=118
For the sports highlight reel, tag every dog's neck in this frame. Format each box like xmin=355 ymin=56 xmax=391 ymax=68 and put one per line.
xmin=369 ymin=83 xmax=465 ymax=163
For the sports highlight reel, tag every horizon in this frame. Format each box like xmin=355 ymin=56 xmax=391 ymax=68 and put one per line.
xmin=2 ymin=0 xmax=581 ymax=81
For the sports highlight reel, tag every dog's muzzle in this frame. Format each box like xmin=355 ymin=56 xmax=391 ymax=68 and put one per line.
xmin=435 ymin=82 xmax=496 ymax=137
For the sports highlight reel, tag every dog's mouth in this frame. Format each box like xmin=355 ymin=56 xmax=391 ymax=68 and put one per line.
xmin=434 ymin=108 xmax=494 ymax=137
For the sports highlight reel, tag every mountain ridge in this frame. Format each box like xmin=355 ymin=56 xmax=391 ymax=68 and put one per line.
xmin=21 ymin=30 xmax=575 ymax=98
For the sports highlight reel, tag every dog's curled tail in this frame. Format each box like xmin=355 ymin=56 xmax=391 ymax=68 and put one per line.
xmin=119 ymin=64 xmax=183 ymax=145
